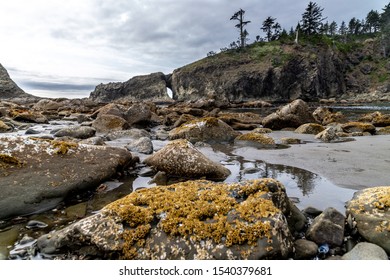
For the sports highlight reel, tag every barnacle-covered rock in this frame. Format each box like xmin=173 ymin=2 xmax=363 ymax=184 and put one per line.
xmin=37 ymin=179 xmax=295 ymax=260
xmin=346 ymin=187 xmax=390 ymax=254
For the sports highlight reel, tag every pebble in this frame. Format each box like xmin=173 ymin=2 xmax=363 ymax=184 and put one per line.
xmin=26 ymin=220 xmax=48 ymax=229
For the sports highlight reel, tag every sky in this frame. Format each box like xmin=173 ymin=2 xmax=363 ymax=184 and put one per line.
xmin=0 ymin=0 xmax=388 ymax=98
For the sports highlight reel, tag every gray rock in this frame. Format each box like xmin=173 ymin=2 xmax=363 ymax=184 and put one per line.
xmin=36 ymin=179 xmax=294 ymax=260
xmin=124 ymin=103 xmax=153 ymax=126
xmin=126 ymin=137 xmax=153 ymax=154
xmin=294 ymin=239 xmax=318 ymax=260
xmin=106 ymin=128 xmax=150 ymax=141
xmin=341 ymin=242 xmax=388 ymax=260
xmin=346 ymin=187 xmax=390 ymax=254
xmin=306 ymin=207 xmax=345 ymax=247
xmin=0 ymin=63 xmax=34 ymax=99
xmin=315 ymin=126 xmax=339 ymax=142
xmin=262 ymin=99 xmax=316 ymax=130
xmin=54 ymin=126 xmax=96 ymax=139
xmin=79 ymin=136 xmax=106 ymax=146
xmin=144 ymin=139 xmax=231 ymax=181
xmin=91 ymin=114 xmax=129 ymax=133
xmin=0 ymin=136 xmax=134 ymax=219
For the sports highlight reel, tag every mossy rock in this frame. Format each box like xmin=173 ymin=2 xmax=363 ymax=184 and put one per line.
xmin=0 ymin=120 xmax=11 ymax=132
xmin=235 ymin=132 xmax=276 ymax=148
xmin=359 ymin=111 xmax=390 ymax=127
xmin=37 ymin=179 xmax=294 ymax=260
xmin=346 ymin=187 xmax=390 ymax=254
xmin=341 ymin=122 xmax=376 ymax=134
xmin=377 ymin=126 xmax=390 ymax=135
xmin=169 ymin=117 xmax=240 ymax=143
xmin=295 ymin=123 xmax=325 ymax=135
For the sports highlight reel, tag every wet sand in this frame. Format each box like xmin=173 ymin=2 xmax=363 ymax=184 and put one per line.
xmin=233 ymin=132 xmax=390 ymax=190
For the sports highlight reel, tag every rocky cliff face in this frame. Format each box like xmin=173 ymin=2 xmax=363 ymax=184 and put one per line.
xmin=0 ymin=63 xmax=32 ymax=99
xmin=88 ymin=39 xmax=389 ymax=103
xmin=89 ymin=72 xmax=171 ymax=103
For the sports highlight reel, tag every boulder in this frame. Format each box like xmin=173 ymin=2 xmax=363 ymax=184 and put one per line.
xmin=92 ymin=114 xmax=129 ymax=132
xmin=0 ymin=120 xmax=11 ymax=132
xmin=33 ymin=99 xmax=63 ymax=111
xmin=124 ymin=102 xmax=153 ymax=126
xmin=306 ymin=207 xmax=345 ymax=247
xmin=295 ymin=123 xmax=325 ymax=134
xmin=125 ymin=137 xmax=153 ymax=154
xmin=143 ymin=139 xmax=230 ymax=181
xmin=341 ymin=122 xmax=376 ymax=134
xmin=92 ymin=103 xmax=128 ymax=119
xmin=293 ymin=239 xmax=318 ymax=260
xmin=37 ymin=179 xmax=294 ymax=260
xmin=0 ymin=136 xmax=134 ymax=220
xmin=106 ymin=128 xmax=150 ymax=141
xmin=359 ymin=111 xmax=390 ymax=127
xmin=235 ymin=132 xmax=276 ymax=148
xmin=262 ymin=99 xmax=316 ymax=130
xmin=312 ymin=107 xmax=347 ymax=125
xmin=11 ymin=110 xmax=48 ymax=124
xmin=346 ymin=187 xmax=390 ymax=254
xmin=53 ymin=126 xmax=96 ymax=139
xmin=315 ymin=126 xmax=339 ymax=142
xmin=169 ymin=117 xmax=240 ymax=143
xmin=341 ymin=242 xmax=388 ymax=260
xmin=377 ymin=126 xmax=390 ymax=135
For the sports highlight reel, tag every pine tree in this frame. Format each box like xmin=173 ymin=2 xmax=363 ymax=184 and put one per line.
xmin=329 ymin=21 xmax=338 ymax=36
xmin=230 ymin=9 xmax=251 ymax=48
xmin=366 ymin=10 xmax=381 ymax=33
xmin=380 ymin=3 xmax=390 ymax=56
xmin=300 ymin=2 xmax=326 ymax=35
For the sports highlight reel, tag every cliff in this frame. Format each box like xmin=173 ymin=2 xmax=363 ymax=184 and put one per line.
xmin=89 ymin=37 xmax=390 ymax=103
xmin=0 ymin=63 xmax=33 ymax=100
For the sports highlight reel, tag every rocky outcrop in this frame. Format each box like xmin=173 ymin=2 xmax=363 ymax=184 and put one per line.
xmin=0 ymin=64 xmax=33 ymax=100
xmin=346 ymin=187 xmax=390 ymax=254
xmin=36 ymin=179 xmax=294 ymax=260
xmin=0 ymin=136 xmax=134 ymax=219
xmin=143 ymin=139 xmax=230 ymax=181
xmin=89 ymin=72 xmax=171 ymax=103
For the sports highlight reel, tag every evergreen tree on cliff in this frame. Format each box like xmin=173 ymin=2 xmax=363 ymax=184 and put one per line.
xmin=261 ymin=16 xmax=281 ymax=41
xmin=380 ymin=2 xmax=390 ymax=56
xmin=300 ymin=2 xmax=326 ymax=35
xmin=230 ymin=9 xmax=251 ymax=48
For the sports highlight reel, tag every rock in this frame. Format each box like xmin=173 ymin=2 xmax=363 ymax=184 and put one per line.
xmin=11 ymin=110 xmax=48 ymax=124
xmin=280 ymin=138 xmax=302 ymax=145
xmin=172 ymin=114 xmax=196 ymax=128
xmin=341 ymin=242 xmax=388 ymax=260
xmin=294 ymin=239 xmax=318 ymax=260
xmin=377 ymin=126 xmax=390 ymax=135
xmin=0 ymin=120 xmax=11 ymax=132
xmin=0 ymin=63 xmax=34 ymax=99
xmin=312 ymin=107 xmax=347 ymax=125
xmin=235 ymin=132 xmax=276 ymax=148
xmin=218 ymin=112 xmax=263 ymax=125
xmin=315 ymin=126 xmax=339 ymax=142
xmin=252 ymin=127 xmax=272 ymax=134
xmin=33 ymin=99 xmax=63 ymax=111
xmin=341 ymin=122 xmax=376 ymax=134
xmin=143 ymin=139 xmax=231 ymax=181
xmin=295 ymin=123 xmax=325 ymax=134
xmin=37 ymin=179 xmax=294 ymax=260
xmin=169 ymin=117 xmax=240 ymax=144
xmin=53 ymin=126 xmax=96 ymax=139
xmin=79 ymin=136 xmax=106 ymax=146
xmin=92 ymin=103 xmax=128 ymax=119
xmin=0 ymin=136 xmax=134 ymax=219
xmin=106 ymin=128 xmax=150 ymax=141
xmin=126 ymin=137 xmax=153 ymax=154
xmin=262 ymin=99 xmax=316 ymax=130
xmin=359 ymin=111 xmax=390 ymax=127
xmin=92 ymin=114 xmax=129 ymax=132
xmin=124 ymin=102 xmax=153 ymax=126
xmin=306 ymin=207 xmax=345 ymax=247
xmin=346 ymin=187 xmax=390 ymax=254
xmin=89 ymin=72 xmax=170 ymax=103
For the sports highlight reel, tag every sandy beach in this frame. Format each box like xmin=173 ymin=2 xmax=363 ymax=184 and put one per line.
xmin=234 ymin=132 xmax=390 ymax=190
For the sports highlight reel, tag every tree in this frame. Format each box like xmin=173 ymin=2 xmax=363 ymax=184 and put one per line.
xmin=300 ymin=2 xmax=326 ymax=35
xmin=261 ymin=16 xmax=281 ymax=41
xmin=380 ymin=3 xmax=390 ymax=56
xmin=321 ymin=21 xmax=329 ymax=35
xmin=230 ymin=9 xmax=251 ymax=48
xmin=329 ymin=21 xmax=338 ymax=36
xmin=348 ymin=17 xmax=362 ymax=35
xmin=366 ymin=10 xmax=381 ymax=33
xmin=339 ymin=21 xmax=347 ymax=35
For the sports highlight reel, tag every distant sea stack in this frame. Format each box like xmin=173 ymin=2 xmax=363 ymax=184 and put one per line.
xmin=0 ymin=63 xmax=33 ymax=100
xmin=89 ymin=72 xmax=173 ymax=103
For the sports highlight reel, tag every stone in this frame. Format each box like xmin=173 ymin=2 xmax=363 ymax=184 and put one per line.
xmin=359 ymin=111 xmax=390 ymax=127
xmin=315 ymin=126 xmax=339 ymax=142
xmin=92 ymin=114 xmax=129 ymax=132
xmin=92 ymin=103 xmax=128 ymax=119
xmin=124 ymin=102 xmax=153 ymax=126
xmin=312 ymin=107 xmax=347 ymax=125
xmin=294 ymin=239 xmax=318 ymax=260
xmin=169 ymin=117 xmax=240 ymax=144
xmin=0 ymin=63 xmax=33 ymax=99
xmin=126 ymin=137 xmax=153 ymax=154
xmin=262 ymin=99 xmax=316 ymax=130
xmin=341 ymin=242 xmax=388 ymax=260
xmin=235 ymin=132 xmax=276 ymax=148
xmin=0 ymin=136 xmax=134 ymax=220
xmin=295 ymin=123 xmax=325 ymax=134
xmin=0 ymin=120 xmax=11 ymax=132
xmin=33 ymin=99 xmax=63 ymax=111
xmin=36 ymin=179 xmax=294 ymax=260
xmin=106 ymin=128 xmax=150 ymax=141
xmin=143 ymin=139 xmax=231 ymax=181
xmin=280 ymin=138 xmax=302 ymax=145
xmin=11 ymin=110 xmax=48 ymax=124
xmin=341 ymin=122 xmax=376 ymax=134
xmin=54 ymin=126 xmax=96 ymax=139
xmin=377 ymin=126 xmax=390 ymax=135
xmin=346 ymin=187 xmax=390 ymax=254
xmin=306 ymin=207 xmax=345 ymax=247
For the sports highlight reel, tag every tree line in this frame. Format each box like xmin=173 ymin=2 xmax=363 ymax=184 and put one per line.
xmin=210 ymin=1 xmax=390 ymax=57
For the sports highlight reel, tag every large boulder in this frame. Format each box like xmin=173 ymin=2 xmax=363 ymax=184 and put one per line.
xmin=341 ymin=242 xmax=388 ymax=260
xmin=91 ymin=114 xmax=129 ymax=132
xmin=37 ymin=179 xmax=294 ymax=260
xmin=143 ymin=139 xmax=230 ymax=181
xmin=262 ymin=99 xmax=316 ymax=130
xmin=169 ymin=117 xmax=240 ymax=143
xmin=358 ymin=111 xmax=390 ymax=127
xmin=346 ymin=187 xmax=390 ymax=254
xmin=312 ymin=107 xmax=347 ymax=125
xmin=53 ymin=126 xmax=96 ymax=139
xmin=341 ymin=122 xmax=376 ymax=134
xmin=89 ymin=72 xmax=170 ymax=103
xmin=0 ymin=136 xmax=134 ymax=219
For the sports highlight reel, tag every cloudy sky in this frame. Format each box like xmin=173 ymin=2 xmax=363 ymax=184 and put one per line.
xmin=0 ymin=0 xmax=388 ymax=98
